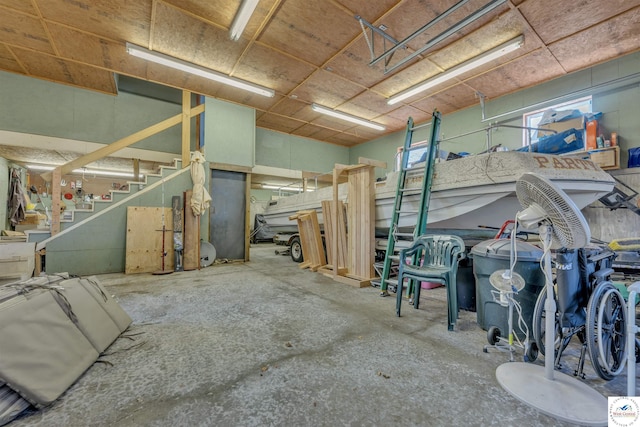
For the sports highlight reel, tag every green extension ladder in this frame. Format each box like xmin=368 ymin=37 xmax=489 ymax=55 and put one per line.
xmin=378 ymin=110 xmax=442 ymax=297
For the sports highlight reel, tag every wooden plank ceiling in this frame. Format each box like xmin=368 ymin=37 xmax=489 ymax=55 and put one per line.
xmin=0 ymin=0 xmax=639 ymax=147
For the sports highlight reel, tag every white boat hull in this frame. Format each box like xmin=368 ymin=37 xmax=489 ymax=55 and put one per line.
xmin=261 ymin=151 xmax=615 ymax=235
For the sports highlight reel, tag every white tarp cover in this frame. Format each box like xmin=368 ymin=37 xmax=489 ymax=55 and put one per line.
xmin=190 ymin=151 xmax=212 ymax=216
xmin=0 ymin=275 xmax=132 ymax=424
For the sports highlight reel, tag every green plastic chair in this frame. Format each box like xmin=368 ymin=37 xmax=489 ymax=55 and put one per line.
xmin=395 ymin=234 xmax=466 ymax=331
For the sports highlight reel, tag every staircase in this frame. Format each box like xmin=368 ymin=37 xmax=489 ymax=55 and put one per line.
xmin=56 ymin=159 xmax=182 ymax=228
xmin=36 ymin=158 xmax=193 ymax=276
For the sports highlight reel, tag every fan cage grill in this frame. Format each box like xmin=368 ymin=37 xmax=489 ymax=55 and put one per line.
xmin=516 ymin=173 xmax=590 ymax=249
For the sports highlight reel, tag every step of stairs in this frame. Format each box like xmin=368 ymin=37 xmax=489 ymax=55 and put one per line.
xmin=59 ymin=159 xmax=182 ymax=229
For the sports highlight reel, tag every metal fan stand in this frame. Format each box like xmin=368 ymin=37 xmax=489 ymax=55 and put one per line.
xmin=484 ymin=290 xmax=518 ymax=361
xmin=483 ymin=230 xmax=533 ymax=362
xmin=496 ymin=224 xmax=607 ymax=426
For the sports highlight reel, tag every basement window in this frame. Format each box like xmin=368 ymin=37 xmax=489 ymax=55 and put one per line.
xmin=522 ymin=96 xmax=592 ymax=146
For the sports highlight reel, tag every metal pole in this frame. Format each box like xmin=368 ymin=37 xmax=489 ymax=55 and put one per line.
xmin=541 ymin=226 xmax=556 ymax=380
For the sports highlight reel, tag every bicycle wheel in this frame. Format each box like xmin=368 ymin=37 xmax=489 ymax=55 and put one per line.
xmin=586 ymin=281 xmax=627 ymax=380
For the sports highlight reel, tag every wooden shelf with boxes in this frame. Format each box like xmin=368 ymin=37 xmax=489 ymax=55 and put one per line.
xmin=588 ymin=146 xmax=620 ymax=170
xmin=565 ymin=146 xmax=620 ymax=170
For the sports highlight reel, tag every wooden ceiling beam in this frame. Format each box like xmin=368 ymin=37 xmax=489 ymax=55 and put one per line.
xmin=41 ymin=103 xmax=204 ymax=181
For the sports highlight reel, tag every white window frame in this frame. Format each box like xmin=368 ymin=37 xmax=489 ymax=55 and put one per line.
xmin=522 ymin=96 xmax=592 ymax=147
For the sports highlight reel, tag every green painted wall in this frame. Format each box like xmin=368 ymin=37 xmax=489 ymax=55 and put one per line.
xmin=0 ymin=158 xmax=8 ymax=230
xmin=203 ymin=97 xmax=255 ymax=167
xmin=0 ymin=71 xmax=184 ymax=154
xmin=350 ymin=51 xmax=640 ymax=174
xmin=45 ymin=168 xmax=193 ymax=275
xmin=256 ymin=128 xmax=349 ymax=174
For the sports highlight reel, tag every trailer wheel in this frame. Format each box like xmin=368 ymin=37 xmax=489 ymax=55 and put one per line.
xmin=290 ymin=236 xmax=303 ymax=263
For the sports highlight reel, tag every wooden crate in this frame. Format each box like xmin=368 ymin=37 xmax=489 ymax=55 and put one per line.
xmin=289 ymin=210 xmax=326 ymax=271
xmin=589 ymin=146 xmax=620 ymax=170
xmin=0 ymin=242 xmax=35 ymax=280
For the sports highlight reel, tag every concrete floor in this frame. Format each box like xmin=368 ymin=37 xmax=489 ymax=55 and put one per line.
xmin=10 ymin=243 xmax=633 ymax=426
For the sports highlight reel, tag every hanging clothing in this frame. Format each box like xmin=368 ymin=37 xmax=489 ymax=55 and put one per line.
xmin=9 ymin=169 xmax=26 ymax=227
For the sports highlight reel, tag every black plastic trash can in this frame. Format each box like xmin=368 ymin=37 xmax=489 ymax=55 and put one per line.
xmin=472 ymin=239 xmax=545 ymax=339
xmin=456 ymin=255 xmax=475 ymax=312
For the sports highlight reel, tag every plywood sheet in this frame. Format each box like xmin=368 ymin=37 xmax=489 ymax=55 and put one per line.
xmin=291 ymin=70 xmax=364 ymax=108
xmin=236 ymin=43 xmax=316 ymax=93
xmin=292 ymin=124 xmax=340 ymax=141
xmin=0 ymin=43 xmax=23 ymax=73
xmin=371 ymin=59 xmax=441 ymax=98
xmin=270 ymin=98 xmax=318 ymax=122
xmin=326 ymin=41 xmax=387 ymax=88
xmin=411 ymin=83 xmax=479 ymax=115
xmin=0 ymin=0 xmax=38 ymax=15
xmin=465 ymin=49 xmax=566 ymax=98
xmin=14 ymin=48 xmax=117 ymax=94
xmin=47 ymin=23 xmax=147 ymax=76
xmin=426 ymin=11 xmax=529 ymax=71
xmin=214 ymin=85 xmax=282 ymax=111
xmin=518 ymin=0 xmax=636 ymax=44
xmin=153 ymin=1 xmax=243 ymax=74
xmin=311 ymin=114 xmax=356 ymax=132
xmin=0 ymin=7 xmax=54 ymax=54
xmin=384 ymin=106 xmax=429 ymax=129
xmin=343 ymin=126 xmax=386 ymax=142
xmin=256 ymin=113 xmax=306 ymax=133
xmin=336 ymin=0 xmax=400 ymax=23
xmin=323 ymin=133 xmax=367 ymax=147
xmin=125 ymin=207 xmax=173 ymax=274
xmin=37 ymin=0 xmax=152 ymax=46
xmin=341 ymin=90 xmax=395 ymax=120
xmin=258 ymin=0 xmax=360 ymax=66
xmin=162 ymin=0 xmax=279 ymax=41
xmin=549 ymin=9 xmax=640 ymax=73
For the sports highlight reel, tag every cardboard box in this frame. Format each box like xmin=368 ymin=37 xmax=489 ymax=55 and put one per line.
xmin=539 ymin=117 xmax=584 ymax=134
xmin=589 ymin=146 xmax=620 ymax=170
xmin=20 ymin=213 xmax=46 ymax=226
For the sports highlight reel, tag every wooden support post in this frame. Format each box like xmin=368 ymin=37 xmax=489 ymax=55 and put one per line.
xmin=332 ymin=166 xmax=343 ymax=281
xmin=347 ymin=164 xmax=376 ymax=280
xmin=51 ymin=168 xmax=61 ymax=235
xmin=183 ymin=190 xmax=200 ymax=271
xmin=182 ymin=91 xmax=191 ymax=169
xmin=133 ymin=158 xmax=140 ymax=182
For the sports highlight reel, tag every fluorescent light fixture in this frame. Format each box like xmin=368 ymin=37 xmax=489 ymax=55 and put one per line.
xmin=388 ymin=35 xmax=524 ymax=105
xmin=126 ymin=43 xmax=274 ymax=97
xmin=261 ymin=184 xmax=302 ymax=192
xmin=230 ymin=0 xmax=259 ymax=41
xmin=27 ymin=164 xmax=134 ymax=178
xmin=311 ymin=103 xmax=386 ymax=131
